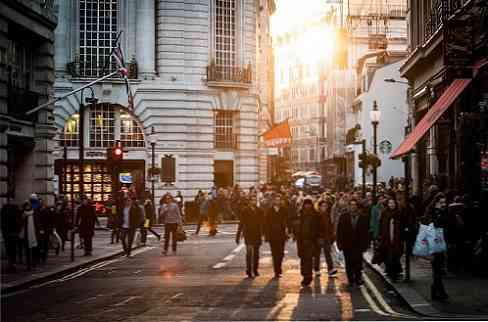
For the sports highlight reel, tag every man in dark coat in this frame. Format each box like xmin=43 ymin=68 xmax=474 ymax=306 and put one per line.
xmin=76 ymin=196 xmax=98 ymax=256
xmin=1 ymin=201 xmax=21 ymax=272
xmin=294 ymin=199 xmax=322 ymax=287
xmin=337 ymin=198 xmax=370 ymax=286
xmin=264 ymin=194 xmax=290 ymax=278
xmin=119 ymin=198 xmax=143 ymax=257
xmin=314 ymin=200 xmax=337 ymax=277
xmin=236 ymin=196 xmax=263 ymax=278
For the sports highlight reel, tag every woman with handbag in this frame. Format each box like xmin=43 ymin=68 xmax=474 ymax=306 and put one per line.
xmin=379 ymin=198 xmax=404 ymax=281
xmin=421 ymin=192 xmax=449 ymax=301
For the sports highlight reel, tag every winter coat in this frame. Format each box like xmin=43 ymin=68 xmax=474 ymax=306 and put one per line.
xmin=379 ymin=208 xmax=404 ymax=256
xmin=77 ymin=204 xmax=97 ymax=238
xmin=236 ymin=205 xmax=264 ymax=245
xmin=144 ymin=203 xmax=156 ymax=227
xmin=369 ymin=204 xmax=382 ymax=240
xmin=160 ymin=202 xmax=183 ymax=225
xmin=119 ymin=205 xmax=144 ymax=229
xmin=1 ymin=204 xmax=21 ymax=238
xmin=336 ymin=211 xmax=370 ymax=253
xmin=294 ymin=209 xmax=322 ymax=242
xmin=264 ymin=206 xmax=289 ymax=243
xmin=318 ymin=209 xmax=335 ymax=243
xmin=19 ymin=210 xmax=38 ymax=248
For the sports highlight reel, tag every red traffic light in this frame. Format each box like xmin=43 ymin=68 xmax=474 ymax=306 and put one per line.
xmin=114 ymin=147 xmax=122 ymax=156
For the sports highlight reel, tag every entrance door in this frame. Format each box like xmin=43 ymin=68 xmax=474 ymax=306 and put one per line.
xmin=214 ymin=160 xmax=234 ymax=188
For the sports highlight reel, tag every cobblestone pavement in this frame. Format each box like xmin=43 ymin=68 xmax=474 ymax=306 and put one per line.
xmin=2 ymin=225 xmax=419 ymax=322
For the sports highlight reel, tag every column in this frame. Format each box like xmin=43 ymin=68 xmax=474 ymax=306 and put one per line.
xmin=0 ymin=18 xmax=8 ymax=207
xmin=54 ymin=0 xmax=72 ymax=77
xmin=136 ymin=0 xmax=156 ymax=80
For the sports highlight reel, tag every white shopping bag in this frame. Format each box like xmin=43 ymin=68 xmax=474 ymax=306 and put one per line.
xmin=413 ymin=224 xmax=430 ymax=257
xmin=427 ymin=224 xmax=447 ymax=255
xmin=332 ymin=241 xmax=344 ymax=266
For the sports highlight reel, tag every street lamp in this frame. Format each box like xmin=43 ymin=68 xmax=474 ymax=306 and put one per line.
xmin=79 ymin=87 xmax=98 ymax=198
xmin=149 ymin=127 xmax=157 ymax=207
xmin=370 ymin=101 xmax=381 ymax=203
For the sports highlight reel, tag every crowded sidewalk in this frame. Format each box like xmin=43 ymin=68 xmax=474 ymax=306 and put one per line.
xmin=364 ymin=250 xmax=488 ymax=317
xmin=1 ymin=230 xmax=135 ymax=293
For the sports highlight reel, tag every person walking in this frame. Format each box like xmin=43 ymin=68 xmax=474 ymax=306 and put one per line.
xmin=119 ymin=198 xmax=143 ymax=257
xmin=421 ymin=192 xmax=449 ymax=301
xmin=314 ymin=200 xmax=337 ymax=277
xmin=264 ymin=194 xmax=290 ymax=279
xmin=379 ymin=198 xmax=404 ymax=281
xmin=1 ymin=201 xmax=21 ymax=272
xmin=141 ymin=199 xmax=160 ymax=243
xmin=196 ymin=192 xmax=209 ymax=235
xmin=294 ymin=198 xmax=321 ymax=287
xmin=54 ymin=197 xmax=70 ymax=252
xmin=207 ymin=195 xmax=219 ymax=236
xmin=160 ymin=194 xmax=183 ymax=255
xmin=236 ymin=195 xmax=264 ymax=278
xmin=76 ymin=196 xmax=98 ymax=256
xmin=18 ymin=201 xmax=38 ymax=270
xmin=336 ymin=198 xmax=370 ymax=287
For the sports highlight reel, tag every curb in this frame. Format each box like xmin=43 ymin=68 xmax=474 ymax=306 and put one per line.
xmin=1 ymin=246 xmax=142 ymax=295
xmin=363 ymin=252 xmax=488 ymax=320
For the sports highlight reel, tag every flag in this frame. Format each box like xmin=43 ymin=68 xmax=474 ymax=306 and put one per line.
xmin=262 ymin=120 xmax=292 ymax=148
xmin=112 ymin=41 xmax=134 ymax=110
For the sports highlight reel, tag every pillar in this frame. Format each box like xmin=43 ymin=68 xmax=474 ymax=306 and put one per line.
xmin=136 ymin=0 xmax=156 ymax=80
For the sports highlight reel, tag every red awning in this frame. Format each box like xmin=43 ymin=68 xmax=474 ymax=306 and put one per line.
xmin=262 ymin=120 xmax=292 ymax=148
xmin=390 ymin=79 xmax=472 ymax=159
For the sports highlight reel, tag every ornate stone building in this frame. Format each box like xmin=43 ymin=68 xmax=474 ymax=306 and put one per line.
xmin=53 ymin=0 xmax=273 ymax=206
xmin=0 ymin=0 xmax=58 ymax=207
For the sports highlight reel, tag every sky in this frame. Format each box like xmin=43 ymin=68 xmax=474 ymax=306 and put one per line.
xmin=271 ymin=0 xmax=330 ymax=36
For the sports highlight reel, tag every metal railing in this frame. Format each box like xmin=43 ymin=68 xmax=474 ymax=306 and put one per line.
xmin=207 ymin=63 xmax=252 ymax=84
xmin=424 ymin=0 xmax=444 ymax=42
xmin=215 ymin=133 xmax=239 ymax=150
xmin=66 ymin=60 xmax=138 ymax=79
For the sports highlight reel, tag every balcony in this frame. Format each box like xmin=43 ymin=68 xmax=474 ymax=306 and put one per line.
xmin=206 ymin=63 xmax=252 ymax=88
xmin=215 ymin=133 xmax=239 ymax=150
xmin=7 ymin=88 xmax=39 ymax=121
xmin=66 ymin=60 xmax=138 ymax=79
xmin=424 ymin=0 xmax=444 ymax=43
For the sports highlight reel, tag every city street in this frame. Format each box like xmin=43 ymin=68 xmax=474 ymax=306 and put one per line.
xmin=2 ymin=225 xmax=418 ymax=322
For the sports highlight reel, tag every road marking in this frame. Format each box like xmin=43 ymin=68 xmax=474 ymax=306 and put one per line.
xmin=212 ymin=244 xmax=245 ymax=269
xmin=113 ymin=296 xmax=140 ymax=307
xmin=362 ymin=273 xmax=416 ymax=319
xmin=359 ymin=285 xmax=389 ymax=317
xmin=165 ymin=293 xmax=183 ymax=304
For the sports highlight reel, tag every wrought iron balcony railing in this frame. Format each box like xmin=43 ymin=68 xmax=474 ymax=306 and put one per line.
xmin=66 ymin=60 xmax=138 ymax=79
xmin=206 ymin=63 xmax=252 ymax=85
xmin=215 ymin=133 xmax=239 ymax=150
xmin=7 ymin=88 xmax=39 ymax=121
xmin=423 ymin=0 xmax=472 ymax=43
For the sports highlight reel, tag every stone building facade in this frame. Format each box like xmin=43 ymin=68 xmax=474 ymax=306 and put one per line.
xmin=0 ymin=0 xmax=58 ymax=207
xmin=53 ymin=0 xmax=273 ymax=205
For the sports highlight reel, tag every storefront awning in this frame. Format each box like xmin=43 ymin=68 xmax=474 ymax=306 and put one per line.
xmin=390 ymin=79 xmax=472 ymax=159
xmin=262 ymin=120 xmax=292 ymax=148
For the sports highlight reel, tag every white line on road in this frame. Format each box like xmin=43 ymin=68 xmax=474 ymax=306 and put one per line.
xmin=360 ymin=285 xmax=389 ymax=317
xmin=212 ymin=244 xmax=245 ymax=269
xmin=113 ymin=296 xmax=140 ymax=307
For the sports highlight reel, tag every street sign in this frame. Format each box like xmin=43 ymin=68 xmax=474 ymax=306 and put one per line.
xmin=379 ymin=140 xmax=392 ymax=154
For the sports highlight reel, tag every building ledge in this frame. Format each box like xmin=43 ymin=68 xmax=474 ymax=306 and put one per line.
xmin=206 ymin=81 xmax=251 ymax=89
xmin=400 ymin=29 xmax=443 ymax=78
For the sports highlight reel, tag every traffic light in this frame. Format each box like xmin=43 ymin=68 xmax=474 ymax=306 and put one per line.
xmin=107 ymin=142 xmax=123 ymax=162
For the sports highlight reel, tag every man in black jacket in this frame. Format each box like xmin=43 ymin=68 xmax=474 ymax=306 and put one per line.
xmin=264 ymin=194 xmax=290 ymax=278
xmin=337 ymin=198 xmax=370 ymax=286
xmin=236 ymin=196 xmax=263 ymax=278
xmin=294 ymin=199 xmax=322 ymax=287
xmin=119 ymin=198 xmax=143 ymax=257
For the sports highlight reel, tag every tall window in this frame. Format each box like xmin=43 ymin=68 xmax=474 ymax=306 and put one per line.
xmin=215 ymin=0 xmax=237 ymax=78
xmin=89 ymin=103 xmax=115 ymax=147
xmin=120 ymin=112 xmax=145 ymax=147
xmin=79 ymin=0 xmax=118 ymax=77
xmin=63 ymin=115 xmax=80 ymax=147
xmin=215 ymin=110 xmax=236 ymax=149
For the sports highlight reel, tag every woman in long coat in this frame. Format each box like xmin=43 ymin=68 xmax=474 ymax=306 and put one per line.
xmin=76 ymin=197 xmax=97 ymax=256
xmin=379 ymin=198 xmax=404 ymax=281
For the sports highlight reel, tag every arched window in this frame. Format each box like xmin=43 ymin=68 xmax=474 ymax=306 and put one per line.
xmin=62 ymin=115 xmax=80 ymax=146
xmin=60 ymin=104 xmax=145 ymax=148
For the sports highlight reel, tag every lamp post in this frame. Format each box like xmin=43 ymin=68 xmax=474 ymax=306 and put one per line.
xmin=370 ymin=101 xmax=381 ymax=203
xmin=149 ymin=127 xmax=157 ymax=207
xmin=79 ymin=87 xmax=98 ymax=198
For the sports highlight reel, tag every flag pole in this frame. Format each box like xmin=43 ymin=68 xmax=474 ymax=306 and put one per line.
xmin=25 ymin=70 xmax=120 ymax=116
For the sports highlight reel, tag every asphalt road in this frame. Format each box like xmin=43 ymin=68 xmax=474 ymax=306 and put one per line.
xmin=2 ymin=224 xmax=420 ymax=321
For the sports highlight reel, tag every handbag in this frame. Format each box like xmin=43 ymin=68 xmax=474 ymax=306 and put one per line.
xmin=175 ymin=225 xmax=187 ymax=242
xmin=427 ymin=224 xmax=447 ymax=255
xmin=413 ymin=224 xmax=430 ymax=257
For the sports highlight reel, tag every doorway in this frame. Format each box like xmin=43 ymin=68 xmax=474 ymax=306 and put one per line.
xmin=214 ymin=160 xmax=234 ymax=188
